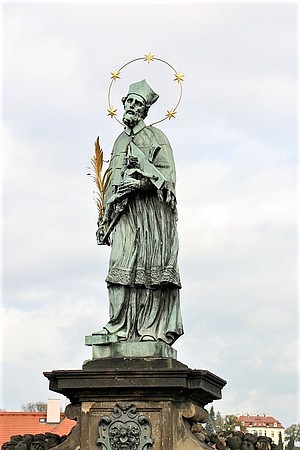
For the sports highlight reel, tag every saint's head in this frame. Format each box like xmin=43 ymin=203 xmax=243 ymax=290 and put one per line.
xmin=122 ymin=79 xmax=159 ymax=128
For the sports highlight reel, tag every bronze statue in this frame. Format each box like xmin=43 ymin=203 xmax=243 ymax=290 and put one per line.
xmin=94 ymin=79 xmax=184 ymax=345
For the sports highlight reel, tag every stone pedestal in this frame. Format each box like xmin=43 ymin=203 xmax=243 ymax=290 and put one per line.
xmin=85 ymin=335 xmax=177 ymax=359
xmin=44 ymin=349 xmax=226 ymax=450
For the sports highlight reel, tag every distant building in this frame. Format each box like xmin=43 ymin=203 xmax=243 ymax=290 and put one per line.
xmin=237 ymin=414 xmax=285 ymax=445
xmin=0 ymin=401 xmax=75 ymax=448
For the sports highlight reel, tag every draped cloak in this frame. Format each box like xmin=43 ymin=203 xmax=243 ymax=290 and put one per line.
xmin=102 ymin=120 xmax=184 ymax=344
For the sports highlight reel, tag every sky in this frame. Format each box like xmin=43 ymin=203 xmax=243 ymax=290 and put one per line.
xmin=1 ymin=0 xmax=299 ymax=430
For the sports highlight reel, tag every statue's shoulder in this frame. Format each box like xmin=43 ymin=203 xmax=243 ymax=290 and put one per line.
xmin=146 ymin=125 xmax=166 ymax=138
xmin=110 ymin=130 xmax=127 ymax=152
xmin=114 ymin=129 xmax=127 ymax=144
xmin=145 ymin=125 xmax=171 ymax=146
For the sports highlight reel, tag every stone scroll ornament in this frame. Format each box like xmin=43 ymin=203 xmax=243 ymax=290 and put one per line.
xmin=97 ymin=403 xmax=153 ymax=450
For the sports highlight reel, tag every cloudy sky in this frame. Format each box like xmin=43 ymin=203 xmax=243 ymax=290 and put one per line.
xmin=1 ymin=0 xmax=298 ymax=429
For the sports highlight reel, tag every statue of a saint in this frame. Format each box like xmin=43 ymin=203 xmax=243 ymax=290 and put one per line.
xmin=95 ymin=79 xmax=183 ymax=345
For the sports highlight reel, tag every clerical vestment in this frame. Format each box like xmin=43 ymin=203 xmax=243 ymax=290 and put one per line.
xmin=103 ymin=120 xmax=183 ymax=344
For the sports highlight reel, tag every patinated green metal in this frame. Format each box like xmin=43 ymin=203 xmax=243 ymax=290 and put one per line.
xmin=94 ymin=80 xmax=184 ymax=346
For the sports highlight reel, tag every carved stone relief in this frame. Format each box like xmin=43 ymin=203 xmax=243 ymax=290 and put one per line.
xmin=97 ymin=403 xmax=153 ymax=450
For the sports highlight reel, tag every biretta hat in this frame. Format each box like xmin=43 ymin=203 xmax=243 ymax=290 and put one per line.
xmin=127 ymin=79 xmax=159 ymax=106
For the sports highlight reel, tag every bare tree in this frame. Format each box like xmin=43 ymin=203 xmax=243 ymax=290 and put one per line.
xmin=21 ymin=402 xmax=47 ymax=412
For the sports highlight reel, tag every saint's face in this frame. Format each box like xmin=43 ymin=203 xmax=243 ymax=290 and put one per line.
xmin=123 ymin=94 xmax=146 ymax=127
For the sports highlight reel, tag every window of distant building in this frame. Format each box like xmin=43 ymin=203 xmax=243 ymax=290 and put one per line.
xmin=274 ymin=423 xmax=277 ymax=427
xmin=259 ymin=431 xmax=262 ymax=436
xmin=271 ymin=432 xmax=275 ymax=437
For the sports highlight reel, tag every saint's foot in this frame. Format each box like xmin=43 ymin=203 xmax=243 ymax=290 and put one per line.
xmin=92 ymin=328 xmax=109 ymax=336
xmin=140 ymin=335 xmax=156 ymax=342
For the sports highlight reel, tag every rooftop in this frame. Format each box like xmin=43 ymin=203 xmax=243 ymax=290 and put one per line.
xmin=238 ymin=414 xmax=284 ymax=429
xmin=0 ymin=412 xmax=75 ymax=447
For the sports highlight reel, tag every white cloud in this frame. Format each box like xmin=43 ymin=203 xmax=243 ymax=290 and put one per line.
xmin=246 ymin=307 xmax=294 ymax=336
xmin=2 ymin=301 xmax=104 ymax=365
xmin=1 ymin=1 xmax=298 ymax=426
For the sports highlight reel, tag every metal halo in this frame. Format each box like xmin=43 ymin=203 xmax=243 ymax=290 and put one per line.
xmin=107 ymin=53 xmax=184 ymax=126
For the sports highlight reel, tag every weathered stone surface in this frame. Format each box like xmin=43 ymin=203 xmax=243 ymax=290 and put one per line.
xmin=44 ymin=358 xmax=226 ymax=408
xmin=44 ymin=357 xmax=226 ymax=449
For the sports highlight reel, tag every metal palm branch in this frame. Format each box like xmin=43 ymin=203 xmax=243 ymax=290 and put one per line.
xmin=89 ymin=137 xmax=111 ymax=219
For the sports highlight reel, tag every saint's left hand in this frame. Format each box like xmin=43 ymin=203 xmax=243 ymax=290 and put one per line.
xmin=117 ymin=177 xmax=140 ymax=195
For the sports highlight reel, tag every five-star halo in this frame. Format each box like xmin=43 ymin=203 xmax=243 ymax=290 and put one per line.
xmin=107 ymin=53 xmax=184 ymax=126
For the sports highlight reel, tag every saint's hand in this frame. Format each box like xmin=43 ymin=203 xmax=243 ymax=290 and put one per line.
xmin=117 ymin=177 xmax=140 ymax=195
xmin=96 ymin=221 xmax=108 ymax=245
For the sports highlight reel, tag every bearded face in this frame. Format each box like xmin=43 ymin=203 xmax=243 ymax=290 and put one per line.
xmin=122 ymin=94 xmax=146 ymax=127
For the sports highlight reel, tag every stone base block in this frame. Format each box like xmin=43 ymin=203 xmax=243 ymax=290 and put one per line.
xmin=52 ymin=399 xmax=214 ymax=450
xmin=85 ymin=336 xmax=177 ymax=359
xmin=44 ymin=357 xmax=226 ymax=450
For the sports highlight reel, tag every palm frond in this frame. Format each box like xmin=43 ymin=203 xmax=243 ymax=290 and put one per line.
xmin=89 ymin=137 xmax=111 ymax=218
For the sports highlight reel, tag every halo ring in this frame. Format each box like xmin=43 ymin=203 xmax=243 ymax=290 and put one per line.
xmin=107 ymin=54 xmax=184 ymax=126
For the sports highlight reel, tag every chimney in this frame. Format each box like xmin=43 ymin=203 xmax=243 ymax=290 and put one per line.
xmin=46 ymin=399 xmax=61 ymax=423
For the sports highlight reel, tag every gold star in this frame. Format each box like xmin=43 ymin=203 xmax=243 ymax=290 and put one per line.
xmin=166 ymin=109 xmax=177 ymax=120
xmin=107 ymin=106 xmax=117 ymax=118
xmin=174 ymin=72 xmax=185 ymax=83
xmin=144 ymin=53 xmax=155 ymax=63
xmin=110 ymin=70 xmax=121 ymax=81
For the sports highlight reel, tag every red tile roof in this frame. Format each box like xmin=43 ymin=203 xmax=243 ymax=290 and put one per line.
xmin=237 ymin=415 xmax=284 ymax=429
xmin=51 ymin=417 xmax=76 ymax=436
xmin=0 ymin=412 xmax=75 ymax=447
